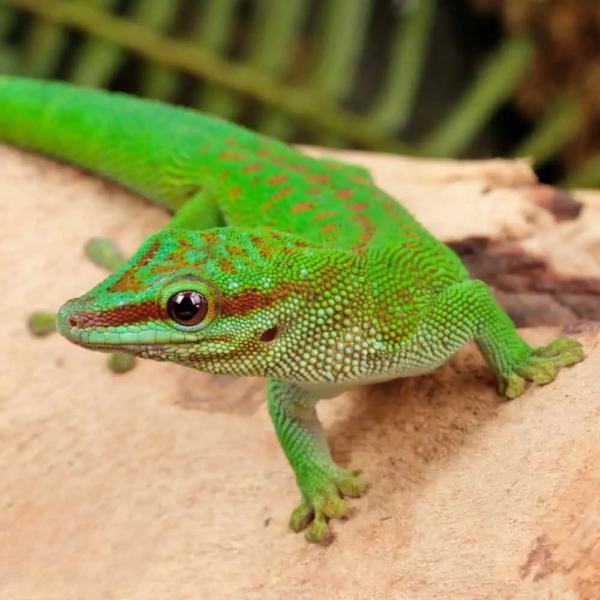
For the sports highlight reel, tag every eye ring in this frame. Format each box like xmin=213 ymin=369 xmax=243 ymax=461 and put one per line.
xmin=166 ymin=290 xmax=208 ymax=326
xmin=157 ymin=274 xmax=220 ymax=332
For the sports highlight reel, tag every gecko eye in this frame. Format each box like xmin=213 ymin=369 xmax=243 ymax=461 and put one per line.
xmin=166 ymin=291 xmax=208 ymax=326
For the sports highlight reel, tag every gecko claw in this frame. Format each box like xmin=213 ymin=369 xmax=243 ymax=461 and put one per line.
xmin=289 ymin=468 xmax=367 ymax=544
xmin=499 ymin=337 xmax=584 ymax=399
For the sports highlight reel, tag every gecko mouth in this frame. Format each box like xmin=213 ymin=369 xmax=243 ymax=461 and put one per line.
xmin=65 ymin=339 xmax=170 ymax=354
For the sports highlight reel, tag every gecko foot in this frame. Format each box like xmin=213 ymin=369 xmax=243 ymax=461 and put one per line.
xmin=84 ymin=237 xmax=126 ymax=271
xmin=500 ymin=337 xmax=584 ymax=399
xmin=289 ymin=467 xmax=367 ymax=545
xmin=28 ymin=311 xmax=58 ymax=336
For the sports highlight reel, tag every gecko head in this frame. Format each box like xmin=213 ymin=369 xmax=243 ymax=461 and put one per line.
xmin=57 ymin=227 xmax=360 ymax=380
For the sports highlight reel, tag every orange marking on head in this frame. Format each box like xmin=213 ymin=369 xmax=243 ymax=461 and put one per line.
xmin=257 ymin=243 xmax=272 ymax=259
xmin=348 ymin=202 xmax=369 ymax=211
xmin=320 ymin=224 xmax=339 ymax=234
xmin=246 ymin=234 xmax=272 ymax=258
xmin=229 ymin=246 xmax=245 ymax=256
xmin=336 ymin=189 xmax=355 ymax=200
xmin=220 ymin=259 xmax=237 ymax=274
xmin=267 ymin=174 xmax=289 ymax=185
xmin=108 ymin=239 xmax=161 ymax=292
xmin=243 ymin=163 xmax=264 ymax=173
xmin=306 ymin=174 xmax=330 ymax=183
xmin=221 ymin=288 xmax=286 ymax=318
xmin=313 ymin=211 xmax=337 ymax=222
xmin=108 ymin=272 xmax=146 ymax=293
xmin=291 ymin=239 xmax=310 ymax=248
xmin=149 ymin=263 xmax=179 ymax=275
xmin=290 ymin=202 xmax=315 ymax=214
xmin=138 ymin=240 xmax=161 ymax=266
xmin=201 ymin=232 xmax=218 ymax=244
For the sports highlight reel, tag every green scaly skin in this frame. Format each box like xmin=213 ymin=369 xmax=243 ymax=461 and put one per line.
xmin=1 ymin=77 xmax=584 ymax=545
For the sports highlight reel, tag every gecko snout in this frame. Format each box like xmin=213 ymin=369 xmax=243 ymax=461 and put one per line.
xmin=56 ymin=298 xmax=88 ymax=338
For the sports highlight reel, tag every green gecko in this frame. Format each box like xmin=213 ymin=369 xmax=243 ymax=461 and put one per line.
xmin=2 ymin=76 xmax=584 ymax=545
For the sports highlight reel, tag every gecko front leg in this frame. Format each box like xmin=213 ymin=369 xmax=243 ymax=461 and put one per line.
xmin=267 ymin=380 xmax=367 ymax=544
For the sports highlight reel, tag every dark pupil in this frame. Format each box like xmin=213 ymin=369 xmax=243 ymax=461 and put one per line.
xmin=167 ymin=291 xmax=208 ymax=325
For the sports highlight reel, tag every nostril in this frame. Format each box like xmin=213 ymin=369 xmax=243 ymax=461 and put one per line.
xmin=69 ymin=315 xmax=82 ymax=329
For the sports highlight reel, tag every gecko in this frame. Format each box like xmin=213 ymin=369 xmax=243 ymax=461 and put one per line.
xmin=1 ymin=76 xmax=584 ymax=545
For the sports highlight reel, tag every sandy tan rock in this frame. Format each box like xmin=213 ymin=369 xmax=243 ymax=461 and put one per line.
xmin=1 ymin=145 xmax=599 ymax=600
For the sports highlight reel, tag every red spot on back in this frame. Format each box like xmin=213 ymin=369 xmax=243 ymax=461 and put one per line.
xmin=348 ymin=202 xmax=369 ymax=211
xmin=320 ymin=224 xmax=338 ymax=234
xmin=256 ymin=148 xmax=272 ymax=157
xmin=290 ymin=202 xmax=315 ymax=214
xmin=262 ymin=187 xmax=294 ymax=212
xmin=349 ymin=214 xmax=370 ymax=223
xmin=288 ymin=164 xmax=309 ymax=172
xmin=306 ymin=188 xmax=322 ymax=195
xmin=336 ymin=189 xmax=355 ymax=200
xmin=350 ymin=175 xmax=370 ymax=185
xmin=220 ymin=151 xmax=245 ymax=161
xmin=267 ymin=174 xmax=289 ymax=185
xmin=229 ymin=185 xmax=242 ymax=201
xmin=313 ymin=211 xmax=337 ymax=222
xmin=306 ymin=174 xmax=330 ymax=183
xmin=243 ymin=164 xmax=264 ymax=173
